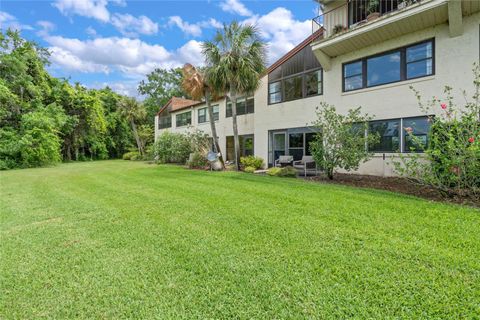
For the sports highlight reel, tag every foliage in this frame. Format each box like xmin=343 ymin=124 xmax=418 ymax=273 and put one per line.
xmin=0 ymin=30 xmax=149 ymax=169
xmin=393 ymin=64 xmax=480 ymax=200
xmin=202 ymin=21 xmax=266 ymax=170
xmin=122 ymin=151 xmax=140 ymax=160
xmin=366 ymin=0 xmax=380 ymax=14
xmin=187 ymin=129 xmax=211 ymax=155
xmin=138 ymin=68 xmax=189 ymax=124
xmin=244 ymin=166 xmax=256 ymax=173
xmin=240 ymin=155 xmax=264 ymax=170
xmin=267 ymin=166 xmax=297 ymax=177
xmin=187 ymin=152 xmax=209 ymax=169
xmin=154 ymin=131 xmax=192 ymax=164
xmin=310 ymin=103 xmax=378 ymax=180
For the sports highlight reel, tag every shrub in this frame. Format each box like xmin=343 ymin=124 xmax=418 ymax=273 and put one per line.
xmin=187 ymin=152 xmax=209 ymax=169
xmin=393 ymin=64 xmax=480 ymax=200
xmin=267 ymin=166 xmax=297 ymax=177
xmin=122 ymin=151 xmax=140 ymax=160
xmin=240 ymin=155 xmax=264 ymax=170
xmin=154 ymin=131 xmax=191 ymax=164
xmin=244 ymin=166 xmax=256 ymax=173
xmin=310 ymin=103 xmax=378 ymax=180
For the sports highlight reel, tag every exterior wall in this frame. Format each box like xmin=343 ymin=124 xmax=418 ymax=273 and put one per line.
xmin=155 ymin=12 xmax=479 ymax=176
xmin=255 ymin=12 xmax=479 ymax=176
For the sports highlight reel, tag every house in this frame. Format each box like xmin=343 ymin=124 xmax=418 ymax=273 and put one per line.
xmin=155 ymin=0 xmax=480 ymax=176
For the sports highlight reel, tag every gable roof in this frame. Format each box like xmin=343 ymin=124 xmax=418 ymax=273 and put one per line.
xmin=156 ymin=97 xmax=202 ymax=116
xmin=266 ymin=29 xmax=324 ymax=75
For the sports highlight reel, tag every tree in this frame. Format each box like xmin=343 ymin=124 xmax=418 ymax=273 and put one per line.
xmin=182 ymin=63 xmax=224 ymax=167
xmin=118 ymin=97 xmax=146 ymax=156
xmin=310 ymin=103 xmax=378 ymax=180
xmin=202 ymin=22 xmax=266 ymax=170
xmin=138 ymin=68 xmax=189 ymax=124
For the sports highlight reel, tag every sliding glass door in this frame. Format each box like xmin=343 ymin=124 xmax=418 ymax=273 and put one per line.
xmin=268 ymin=128 xmax=318 ymax=166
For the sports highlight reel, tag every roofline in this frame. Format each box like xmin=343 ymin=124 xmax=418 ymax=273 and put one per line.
xmin=156 ymin=97 xmax=203 ymax=116
xmin=266 ymin=28 xmax=324 ymax=75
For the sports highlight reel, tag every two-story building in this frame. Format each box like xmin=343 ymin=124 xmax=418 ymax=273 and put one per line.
xmin=155 ymin=0 xmax=480 ymax=176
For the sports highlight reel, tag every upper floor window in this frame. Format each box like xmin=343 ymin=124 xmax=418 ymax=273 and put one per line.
xmin=343 ymin=39 xmax=434 ymax=92
xmin=158 ymin=115 xmax=172 ymax=129
xmin=268 ymin=45 xmax=323 ymax=105
xmin=176 ymin=111 xmax=191 ymax=127
xmin=198 ymin=105 xmax=219 ymax=123
xmin=226 ymin=97 xmax=254 ymax=117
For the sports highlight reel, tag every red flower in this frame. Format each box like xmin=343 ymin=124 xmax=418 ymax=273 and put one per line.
xmin=440 ymin=103 xmax=447 ymax=110
xmin=468 ymin=137 xmax=475 ymax=143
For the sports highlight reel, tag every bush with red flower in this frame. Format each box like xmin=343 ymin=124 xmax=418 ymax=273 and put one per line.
xmin=393 ymin=64 xmax=480 ymax=201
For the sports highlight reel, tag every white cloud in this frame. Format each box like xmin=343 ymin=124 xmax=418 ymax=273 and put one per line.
xmin=85 ymin=26 xmax=97 ymax=37
xmin=111 ymin=13 xmax=158 ymax=36
xmin=243 ymin=7 xmax=312 ymax=64
xmin=52 ymin=0 xmax=110 ymax=23
xmin=168 ymin=16 xmax=222 ymax=37
xmin=43 ymin=34 xmax=204 ymax=77
xmin=0 ymin=11 xmax=33 ymax=31
xmin=168 ymin=16 xmax=202 ymax=37
xmin=36 ymin=20 xmax=56 ymax=37
xmin=219 ymin=0 xmax=252 ymax=17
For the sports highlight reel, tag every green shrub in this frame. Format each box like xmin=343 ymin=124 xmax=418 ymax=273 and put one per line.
xmin=187 ymin=152 xmax=209 ymax=169
xmin=244 ymin=166 xmax=256 ymax=173
xmin=154 ymin=131 xmax=191 ymax=164
xmin=267 ymin=166 xmax=297 ymax=177
xmin=240 ymin=155 xmax=264 ymax=170
xmin=122 ymin=151 xmax=140 ymax=160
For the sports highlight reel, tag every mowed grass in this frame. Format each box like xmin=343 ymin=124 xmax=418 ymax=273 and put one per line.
xmin=1 ymin=160 xmax=479 ymax=319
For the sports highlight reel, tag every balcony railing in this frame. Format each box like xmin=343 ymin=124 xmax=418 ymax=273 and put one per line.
xmin=312 ymin=0 xmax=420 ymax=38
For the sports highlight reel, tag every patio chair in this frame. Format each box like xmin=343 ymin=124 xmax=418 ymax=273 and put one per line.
xmin=274 ymin=155 xmax=293 ymax=167
xmin=293 ymin=156 xmax=317 ymax=177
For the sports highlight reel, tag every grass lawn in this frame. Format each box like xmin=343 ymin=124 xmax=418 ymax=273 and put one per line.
xmin=1 ymin=160 xmax=479 ymax=318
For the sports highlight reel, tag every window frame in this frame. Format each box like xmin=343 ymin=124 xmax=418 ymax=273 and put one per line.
xmin=158 ymin=115 xmax=172 ymax=129
xmin=342 ymin=38 xmax=435 ymax=92
xmin=175 ymin=111 xmax=192 ymax=128
xmin=268 ymin=67 xmax=323 ymax=105
xmin=226 ymin=96 xmax=254 ymax=118
xmin=197 ymin=108 xmax=207 ymax=124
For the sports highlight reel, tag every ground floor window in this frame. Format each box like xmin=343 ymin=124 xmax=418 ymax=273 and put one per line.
xmin=268 ymin=128 xmax=318 ymax=166
xmin=226 ymin=135 xmax=254 ymax=161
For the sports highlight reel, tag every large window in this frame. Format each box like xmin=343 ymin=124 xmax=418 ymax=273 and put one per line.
xmin=226 ymin=135 xmax=254 ymax=161
xmin=343 ymin=39 xmax=434 ymax=92
xmin=175 ymin=111 xmax=191 ymax=127
xmin=226 ymin=97 xmax=254 ymax=117
xmin=367 ymin=116 xmax=431 ymax=153
xmin=268 ymin=129 xmax=318 ymax=165
xmin=158 ymin=115 xmax=171 ymax=129
xmin=198 ymin=105 xmax=219 ymax=123
xmin=268 ymin=45 xmax=323 ymax=104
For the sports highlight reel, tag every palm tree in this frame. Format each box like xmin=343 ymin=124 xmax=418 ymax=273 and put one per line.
xmin=182 ymin=63 xmax=224 ymax=167
xmin=118 ymin=97 xmax=146 ymax=156
xmin=202 ymin=22 xmax=266 ymax=170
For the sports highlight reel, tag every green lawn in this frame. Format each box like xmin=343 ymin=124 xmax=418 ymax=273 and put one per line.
xmin=1 ymin=160 xmax=479 ymax=318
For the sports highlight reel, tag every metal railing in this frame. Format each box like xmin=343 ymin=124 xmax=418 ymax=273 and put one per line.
xmin=312 ymin=0 xmax=419 ymax=39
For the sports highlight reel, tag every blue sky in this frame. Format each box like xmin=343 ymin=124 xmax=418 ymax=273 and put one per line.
xmin=0 ymin=0 xmax=319 ymax=96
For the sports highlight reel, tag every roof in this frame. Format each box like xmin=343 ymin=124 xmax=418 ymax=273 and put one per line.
xmin=266 ymin=28 xmax=324 ymax=74
xmin=156 ymin=97 xmax=202 ymax=116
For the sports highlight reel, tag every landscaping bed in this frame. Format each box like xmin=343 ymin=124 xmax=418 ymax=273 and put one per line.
xmin=308 ymin=173 xmax=479 ymax=207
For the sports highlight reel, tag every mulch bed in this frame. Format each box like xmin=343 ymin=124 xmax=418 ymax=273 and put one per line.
xmin=306 ymin=173 xmax=479 ymax=208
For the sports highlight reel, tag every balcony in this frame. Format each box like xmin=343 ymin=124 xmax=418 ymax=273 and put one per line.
xmin=311 ymin=0 xmax=477 ymax=70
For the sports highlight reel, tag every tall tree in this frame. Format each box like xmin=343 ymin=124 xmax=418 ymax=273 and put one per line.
xmin=202 ymin=22 xmax=266 ymax=170
xmin=118 ymin=97 xmax=146 ymax=156
xmin=182 ymin=63 xmax=224 ymax=167
xmin=138 ymin=68 xmax=189 ymax=124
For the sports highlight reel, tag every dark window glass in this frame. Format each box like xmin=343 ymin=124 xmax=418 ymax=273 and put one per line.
xmin=176 ymin=111 xmax=191 ymax=127
xmin=212 ymin=105 xmax=219 ymax=121
xmin=406 ymin=41 xmax=433 ymax=79
xmin=226 ymin=97 xmax=254 ymax=117
xmin=304 ymin=46 xmax=322 ymax=70
xmin=344 ymin=61 xmax=363 ymax=91
xmin=158 ymin=116 xmax=171 ymax=129
xmin=198 ymin=108 xmax=207 ymax=123
xmin=367 ymin=51 xmax=401 ymax=86
xmin=269 ymin=66 xmax=282 ymax=81
xmin=289 ymin=133 xmax=304 ymax=148
xmin=282 ymin=49 xmax=304 ymax=77
xmin=284 ymin=76 xmax=303 ymax=101
xmin=403 ymin=117 xmax=430 ymax=152
xmin=369 ymin=119 xmax=400 ymax=152
xmin=269 ymin=81 xmax=282 ymax=104
xmin=289 ymin=148 xmax=304 ymax=161
xmin=306 ymin=70 xmax=322 ymax=96
xmin=226 ymin=135 xmax=254 ymax=160
xmin=305 ymin=133 xmax=316 ymax=155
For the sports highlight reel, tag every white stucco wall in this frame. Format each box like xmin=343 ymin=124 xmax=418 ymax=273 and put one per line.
xmin=155 ymin=12 xmax=479 ymax=176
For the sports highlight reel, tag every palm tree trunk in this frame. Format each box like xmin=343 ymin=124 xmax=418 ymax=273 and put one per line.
xmin=205 ymin=90 xmax=224 ymax=168
xmin=131 ymin=120 xmax=143 ymax=156
xmin=230 ymin=90 xmax=241 ymax=171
